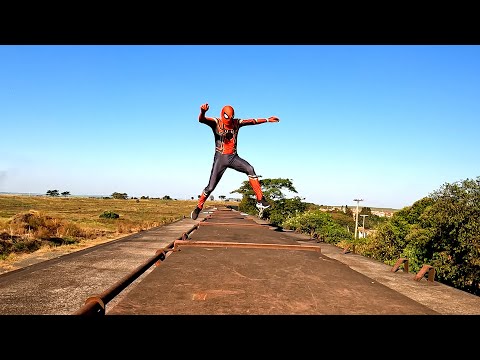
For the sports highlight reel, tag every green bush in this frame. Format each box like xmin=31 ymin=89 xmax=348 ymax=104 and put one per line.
xmin=283 ymin=209 xmax=353 ymax=244
xmin=99 ymin=211 xmax=120 ymax=219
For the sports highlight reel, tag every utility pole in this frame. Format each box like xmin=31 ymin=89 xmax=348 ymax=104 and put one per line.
xmin=360 ymin=214 xmax=368 ymax=238
xmin=353 ymin=198 xmax=364 ymax=241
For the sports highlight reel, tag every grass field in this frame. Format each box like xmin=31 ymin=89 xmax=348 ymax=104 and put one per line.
xmin=0 ymin=195 xmax=227 ymax=262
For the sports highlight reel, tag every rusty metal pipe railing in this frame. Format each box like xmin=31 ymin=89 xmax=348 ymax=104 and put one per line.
xmin=173 ymin=240 xmax=321 ymax=253
xmin=199 ymin=222 xmax=262 ymax=227
xmin=73 ymin=247 xmax=173 ymax=316
xmin=73 ymin=223 xmax=201 ymax=316
xmin=177 ymin=223 xmax=200 ymax=240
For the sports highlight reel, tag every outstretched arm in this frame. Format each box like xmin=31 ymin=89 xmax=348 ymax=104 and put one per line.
xmin=198 ymin=103 xmax=216 ymax=124
xmin=239 ymin=116 xmax=280 ymax=127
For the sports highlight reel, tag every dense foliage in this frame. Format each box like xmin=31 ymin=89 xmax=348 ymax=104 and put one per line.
xmin=234 ymin=176 xmax=480 ymax=296
xmin=283 ymin=210 xmax=353 ymax=243
xmin=363 ymin=177 xmax=480 ymax=295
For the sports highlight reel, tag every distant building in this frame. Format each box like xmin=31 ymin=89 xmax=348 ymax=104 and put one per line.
xmin=371 ymin=210 xmax=394 ymax=218
xmin=350 ymin=208 xmax=395 ymax=218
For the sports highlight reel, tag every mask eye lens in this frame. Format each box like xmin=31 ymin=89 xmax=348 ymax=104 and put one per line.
xmin=223 ymin=113 xmax=229 ymax=119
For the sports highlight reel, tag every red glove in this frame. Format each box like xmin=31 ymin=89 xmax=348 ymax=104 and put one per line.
xmin=268 ymin=116 xmax=280 ymax=123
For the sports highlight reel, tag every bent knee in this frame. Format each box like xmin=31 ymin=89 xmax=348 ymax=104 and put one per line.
xmin=245 ymin=166 xmax=255 ymax=176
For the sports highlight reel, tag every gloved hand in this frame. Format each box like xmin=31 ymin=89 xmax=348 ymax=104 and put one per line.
xmin=200 ymin=103 xmax=209 ymax=114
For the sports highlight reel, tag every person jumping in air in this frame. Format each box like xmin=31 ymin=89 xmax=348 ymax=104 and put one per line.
xmin=191 ymin=103 xmax=280 ymax=220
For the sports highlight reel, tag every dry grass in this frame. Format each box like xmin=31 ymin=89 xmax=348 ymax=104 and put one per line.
xmin=0 ymin=194 xmax=227 ymax=263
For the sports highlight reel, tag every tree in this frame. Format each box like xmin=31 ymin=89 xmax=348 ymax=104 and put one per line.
xmin=219 ymin=195 xmax=226 ymax=200
xmin=344 ymin=205 xmax=353 ymax=217
xmin=231 ymin=178 xmax=300 ymax=220
xmin=268 ymin=196 xmax=307 ymax=227
xmin=425 ymin=177 xmax=480 ymax=295
xmin=231 ymin=177 xmax=297 ymax=200
xmin=359 ymin=207 xmax=372 ymax=216
xmin=111 ymin=192 xmax=128 ymax=200
xmin=330 ymin=210 xmax=356 ymax=233
xmin=365 ymin=177 xmax=480 ymax=296
xmin=46 ymin=190 xmax=60 ymax=197
xmin=61 ymin=191 xmax=70 ymax=197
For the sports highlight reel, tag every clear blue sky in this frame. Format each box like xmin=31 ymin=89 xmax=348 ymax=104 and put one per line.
xmin=1 ymin=45 xmax=479 ymax=210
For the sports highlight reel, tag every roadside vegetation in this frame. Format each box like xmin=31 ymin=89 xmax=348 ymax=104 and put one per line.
xmin=2 ymin=175 xmax=478 ymax=297
xmin=0 ymin=195 xmax=225 ymax=262
xmin=234 ymin=176 xmax=480 ymax=297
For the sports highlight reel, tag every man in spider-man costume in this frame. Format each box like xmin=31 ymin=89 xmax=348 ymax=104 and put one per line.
xmin=191 ymin=103 xmax=280 ymax=220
